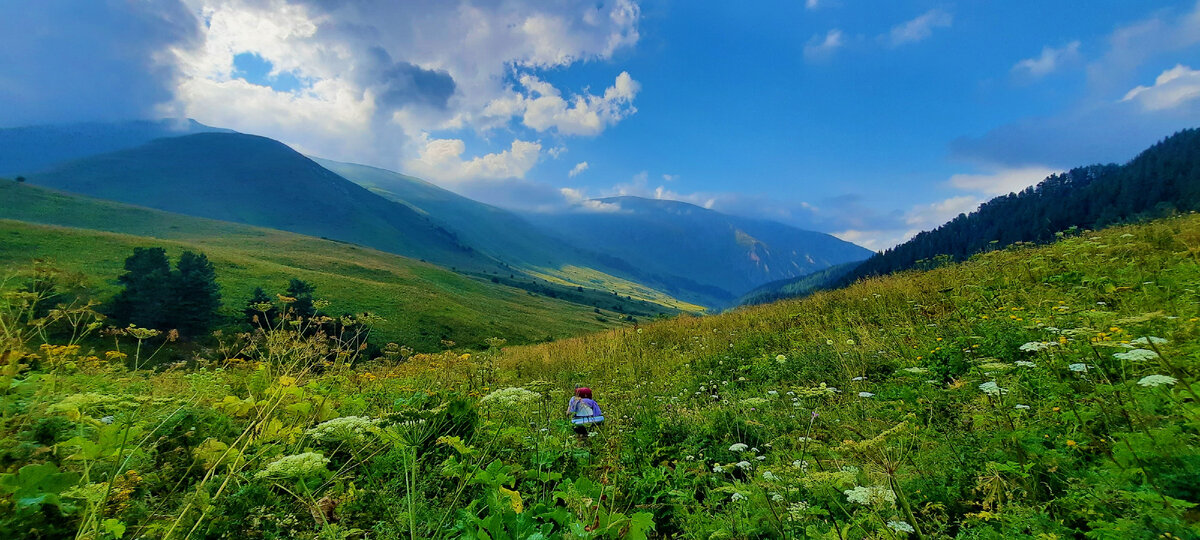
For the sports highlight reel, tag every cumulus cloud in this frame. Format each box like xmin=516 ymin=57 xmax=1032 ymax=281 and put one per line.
xmin=568 ymin=161 xmax=589 ymax=178
xmin=162 ymin=0 xmax=643 ymax=174
xmin=1012 ymin=41 xmax=1081 ymax=78
xmin=804 ymin=29 xmax=844 ymax=61
xmin=484 ymin=72 xmax=640 ymax=136
xmin=0 ymin=0 xmax=200 ymax=126
xmin=886 ymin=9 xmax=952 ymax=47
xmin=1122 ymin=64 xmax=1200 ymax=111
xmin=406 ymin=136 xmax=542 ymax=183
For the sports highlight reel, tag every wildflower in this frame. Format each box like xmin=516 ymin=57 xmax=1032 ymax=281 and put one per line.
xmin=1066 ymin=440 xmax=1077 ymax=447
xmin=776 ymin=354 xmax=788 ymax=364
xmin=480 ymin=387 xmax=541 ymax=408
xmin=1068 ymin=363 xmax=1088 ymax=373
xmin=306 ymin=416 xmax=379 ymax=443
xmin=1114 ymin=349 xmax=1159 ymax=362
xmin=826 ymin=339 xmax=834 ymax=345
xmin=792 ymin=459 xmax=808 ymax=469
xmin=844 ymin=485 xmax=896 ymax=506
xmin=1015 ymin=361 xmax=1036 ymax=368
xmin=1131 ymin=336 xmax=1168 ymax=345
xmin=756 ymin=455 xmax=766 ymax=461
xmin=256 ymin=452 xmax=330 ymax=479
xmin=852 ymin=376 xmax=866 ymax=381
xmin=846 ymin=339 xmax=856 ymax=345
xmin=902 ymin=367 xmax=928 ymax=374
xmin=788 ymin=502 xmax=810 ymax=519
xmin=1019 ymin=341 xmax=1056 ymax=352
xmin=713 ymin=465 xmax=725 ymax=473
xmin=887 ymin=520 xmax=916 ymax=534
xmin=771 ymin=493 xmax=785 ymax=502
xmin=731 ymin=492 xmax=747 ymax=502
xmin=1015 ymin=404 xmax=1030 ymax=410
xmin=729 ymin=443 xmax=749 ymax=452
xmin=763 ymin=471 xmax=780 ymax=481
xmin=1137 ymin=374 xmax=1178 ymax=388
xmin=978 ymin=381 xmax=1007 ymax=396
xmin=858 ymin=392 xmax=875 ymax=398
xmin=735 ymin=460 xmax=753 ymax=470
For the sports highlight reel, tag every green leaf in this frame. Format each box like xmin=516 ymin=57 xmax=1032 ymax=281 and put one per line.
xmin=625 ymin=512 xmax=655 ymax=540
xmin=102 ymin=518 xmax=127 ymax=539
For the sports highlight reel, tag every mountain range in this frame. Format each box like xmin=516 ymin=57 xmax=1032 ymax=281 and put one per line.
xmin=0 ymin=120 xmax=873 ymax=310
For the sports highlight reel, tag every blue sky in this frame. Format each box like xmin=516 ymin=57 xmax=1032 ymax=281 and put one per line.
xmin=3 ymin=0 xmax=1200 ymax=249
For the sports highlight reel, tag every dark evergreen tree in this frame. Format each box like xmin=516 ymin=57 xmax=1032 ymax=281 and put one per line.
xmin=108 ymin=247 xmax=173 ymax=328
xmin=170 ymin=251 xmax=221 ymax=338
xmin=243 ymin=286 xmax=278 ymax=327
xmin=286 ymin=278 xmax=317 ymax=319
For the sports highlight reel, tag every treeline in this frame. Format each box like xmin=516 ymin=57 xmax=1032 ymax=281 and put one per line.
xmin=103 ymin=247 xmax=330 ymax=339
xmin=846 ymin=127 xmax=1200 ymax=282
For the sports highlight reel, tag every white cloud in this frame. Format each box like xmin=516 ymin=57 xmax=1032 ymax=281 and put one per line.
xmin=568 ymin=161 xmax=589 ymax=177
xmin=1087 ymin=2 xmax=1200 ymax=93
xmin=805 ymin=0 xmax=820 ymax=10
xmin=406 ymin=136 xmax=541 ymax=183
xmin=559 ymin=187 xmax=624 ymax=212
xmin=169 ymin=0 xmax=642 ymax=172
xmin=661 ymin=173 xmax=679 ymax=182
xmin=904 ymin=196 xmax=981 ymax=229
xmin=484 ymin=71 xmax=640 ymax=136
xmin=886 ymin=9 xmax=952 ymax=47
xmin=947 ymin=166 xmax=1061 ymax=196
xmin=1122 ymin=64 xmax=1200 ymax=111
xmin=804 ymin=29 xmax=844 ymax=60
xmin=547 ymin=145 xmax=567 ymax=158
xmin=1012 ymin=41 xmax=1081 ymax=78
xmin=832 ymin=229 xmax=910 ymax=252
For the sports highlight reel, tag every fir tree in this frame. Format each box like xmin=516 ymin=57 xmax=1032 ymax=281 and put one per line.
xmin=243 ymin=286 xmax=278 ymax=327
xmin=108 ymin=247 xmax=172 ymax=328
xmin=170 ymin=251 xmax=221 ymax=338
xmin=286 ymin=278 xmax=317 ymax=319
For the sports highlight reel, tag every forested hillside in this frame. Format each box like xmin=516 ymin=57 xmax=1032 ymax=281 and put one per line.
xmin=848 ymin=128 xmax=1200 ymax=281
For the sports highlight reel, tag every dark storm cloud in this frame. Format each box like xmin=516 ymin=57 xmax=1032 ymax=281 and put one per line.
xmin=364 ymin=47 xmax=456 ymax=111
xmin=0 ymin=0 xmax=199 ymax=127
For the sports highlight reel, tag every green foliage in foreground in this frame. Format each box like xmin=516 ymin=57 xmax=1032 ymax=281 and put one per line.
xmin=2 ymin=214 xmax=1200 ymax=538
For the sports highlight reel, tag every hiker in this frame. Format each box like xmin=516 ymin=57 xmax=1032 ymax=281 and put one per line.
xmin=568 ymin=387 xmax=604 ymax=436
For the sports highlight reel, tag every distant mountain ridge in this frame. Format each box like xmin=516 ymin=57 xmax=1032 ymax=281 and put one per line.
xmin=1 ymin=119 xmax=875 ymax=310
xmin=526 ymin=196 xmax=874 ymax=304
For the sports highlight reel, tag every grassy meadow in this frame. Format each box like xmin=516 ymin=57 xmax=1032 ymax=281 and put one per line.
xmin=2 ymin=212 xmax=1200 ymax=538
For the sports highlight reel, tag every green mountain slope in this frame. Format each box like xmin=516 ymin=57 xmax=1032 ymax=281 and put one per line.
xmin=315 ymin=158 xmax=709 ymax=311
xmin=0 ymin=118 xmax=228 ymax=176
xmin=0 ymin=182 xmax=651 ymax=350
xmin=527 ymin=196 xmax=874 ymax=305
xmin=313 ymin=158 xmax=582 ymax=268
xmin=734 ymin=260 xmax=861 ymax=306
xmin=24 ymin=132 xmax=496 ymax=272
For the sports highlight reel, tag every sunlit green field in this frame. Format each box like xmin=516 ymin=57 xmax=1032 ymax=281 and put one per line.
xmin=3 ymin=213 xmax=1199 ymax=538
